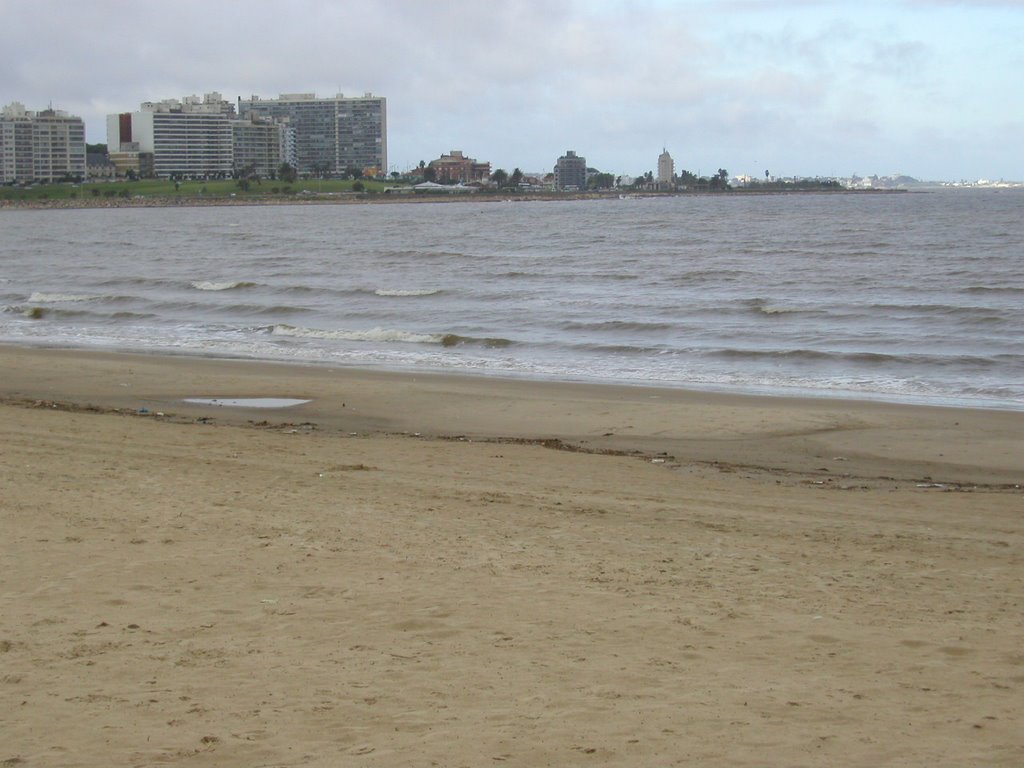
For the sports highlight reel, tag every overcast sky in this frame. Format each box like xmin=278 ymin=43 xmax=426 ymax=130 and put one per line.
xmin=2 ymin=0 xmax=1021 ymax=181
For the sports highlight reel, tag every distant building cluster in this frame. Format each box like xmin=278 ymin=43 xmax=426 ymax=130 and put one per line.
xmin=4 ymin=93 xmax=715 ymax=191
xmin=107 ymin=91 xmax=386 ymax=180
xmin=2 ymin=91 xmax=387 ymax=183
xmin=238 ymin=92 xmax=386 ymax=177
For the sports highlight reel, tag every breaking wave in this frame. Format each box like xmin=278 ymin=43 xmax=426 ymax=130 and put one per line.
xmin=28 ymin=292 xmax=99 ymax=303
xmin=190 ymin=281 xmax=256 ymax=291
xmin=272 ymin=324 xmax=442 ymax=345
xmin=271 ymin=324 xmax=514 ymax=348
xmin=374 ymin=288 xmax=443 ymax=297
xmin=745 ymin=298 xmax=808 ymax=315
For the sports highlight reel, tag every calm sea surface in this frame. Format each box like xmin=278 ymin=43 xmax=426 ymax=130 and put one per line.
xmin=1 ymin=190 xmax=1022 ymax=409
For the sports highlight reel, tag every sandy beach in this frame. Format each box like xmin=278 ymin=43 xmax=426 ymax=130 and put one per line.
xmin=2 ymin=345 xmax=1021 ymax=766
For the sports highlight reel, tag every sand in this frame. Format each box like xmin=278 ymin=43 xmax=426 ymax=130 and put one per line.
xmin=1 ymin=345 xmax=1021 ymax=767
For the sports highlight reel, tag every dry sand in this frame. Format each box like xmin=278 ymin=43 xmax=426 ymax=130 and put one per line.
xmin=1 ymin=345 xmax=1021 ymax=767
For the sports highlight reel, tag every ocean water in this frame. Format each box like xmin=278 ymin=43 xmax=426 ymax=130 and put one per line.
xmin=1 ymin=190 xmax=1022 ymax=409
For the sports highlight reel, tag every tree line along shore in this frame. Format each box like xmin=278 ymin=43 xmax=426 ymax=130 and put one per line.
xmin=0 ymin=179 xmax=896 ymax=210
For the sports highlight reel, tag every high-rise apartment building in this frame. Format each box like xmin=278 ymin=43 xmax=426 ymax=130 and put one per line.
xmin=108 ymin=93 xmax=296 ymax=179
xmin=238 ymin=93 xmax=386 ymax=176
xmin=108 ymin=93 xmax=235 ymax=179
xmin=232 ymin=114 xmax=295 ymax=179
xmin=554 ymin=150 xmax=587 ymax=190
xmin=0 ymin=105 xmax=33 ymax=183
xmin=1 ymin=102 xmax=85 ymax=183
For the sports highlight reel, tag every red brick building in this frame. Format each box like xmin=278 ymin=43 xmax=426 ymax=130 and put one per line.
xmin=428 ymin=150 xmax=491 ymax=184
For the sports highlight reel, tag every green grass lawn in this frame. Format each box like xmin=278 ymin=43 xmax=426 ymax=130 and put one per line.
xmin=0 ymin=177 xmax=398 ymax=202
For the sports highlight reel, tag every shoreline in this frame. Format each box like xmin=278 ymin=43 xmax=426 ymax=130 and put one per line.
xmin=0 ymin=186 xmax=909 ymax=211
xmin=3 ymin=342 xmax=1022 ymax=765
xmin=3 ymin=343 xmax=1021 ymax=489
xmin=4 ymin=335 xmax=1020 ymax=415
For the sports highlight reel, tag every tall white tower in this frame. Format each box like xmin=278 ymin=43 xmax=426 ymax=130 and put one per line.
xmin=657 ymin=148 xmax=674 ymax=186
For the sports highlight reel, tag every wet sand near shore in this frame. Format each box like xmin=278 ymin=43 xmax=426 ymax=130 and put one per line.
xmin=2 ymin=345 xmax=1021 ymax=766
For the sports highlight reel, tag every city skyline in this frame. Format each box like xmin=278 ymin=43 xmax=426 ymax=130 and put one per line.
xmin=1 ymin=0 xmax=1022 ymax=182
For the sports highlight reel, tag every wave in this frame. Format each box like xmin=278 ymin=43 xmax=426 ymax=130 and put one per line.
xmin=96 ymin=277 xmax=181 ymax=290
xmin=561 ymin=320 xmax=675 ymax=332
xmin=28 ymin=292 xmax=100 ymax=303
xmin=867 ymin=302 xmax=996 ymax=314
xmin=217 ymin=303 xmax=312 ymax=317
xmin=666 ymin=269 xmax=751 ymax=286
xmin=190 ymin=280 xmax=256 ymax=291
xmin=440 ymin=334 xmax=515 ymax=348
xmin=497 ymin=270 xmax=545 ymax=279
xmin=745 ymin=298 xmax=810 ymax=316
xmin=271 ymin=324 xmax=514 ymax=348
xmin=277 ymin=285 xmax=421 ymax=299
xmin=746 ymin=299 xmax=1010 ymax=322
xmin=110 ymin=311 xmax=159 ymax=320
xmin=10 ymin=304 xmax=159 ymax=322
xmin=569 ymin=342 xmax=666 ymax=355
xmin=707 ymin=347 xmax=1023 ymax=369
xmin=374 ymin=288 xmax=443 ymax=297
xmin=714 ymin=347 xmax=899 ymax=364
xmin=963 ymin=285 xmax=1024 ymax=295
xmin=756 ymin=304 xmax=804 ymax=315
xmin=272 ymin=324 xmax=442 ymax=345
xmin=861 ymin=303 xmax=1013 ymax=326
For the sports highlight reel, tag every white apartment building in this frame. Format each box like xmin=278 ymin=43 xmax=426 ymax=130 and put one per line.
xmin=1 ymin=102 xmax=86 ymax=183
xmin=238 ymin=92 xmax=386 ymax=176
xmin=108 ymin=93 xmax=235 ymax=179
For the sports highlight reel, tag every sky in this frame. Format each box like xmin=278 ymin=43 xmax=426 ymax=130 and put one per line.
xmin=2 ymin=0 xmax=1021 ymax=181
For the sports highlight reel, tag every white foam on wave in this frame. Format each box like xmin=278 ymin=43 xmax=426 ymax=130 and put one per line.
xmin=272 ymin=324 xmax=442 ymax=345
xmin=374 ymin=288 xmax=442 ymax=297
xmin=28 ymin=292 xmax=99 ymax=303
xmin=191 ymin=280 xmax=253 ymax=291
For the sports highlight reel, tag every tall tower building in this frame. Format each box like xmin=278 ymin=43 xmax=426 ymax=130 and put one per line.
xmin=238 ymin=93 xmax=386 ymax=176
xmin=658 ymin=148 xmax=674 ymax=187
xmin=554 ymin=150 xmax=587 ymax=190
xmin=0 ymin=104 xmax=34 ymax=183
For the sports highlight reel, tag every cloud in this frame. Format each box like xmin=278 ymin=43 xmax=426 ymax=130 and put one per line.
xmin=0 ymin=0 xmax=1020 ymax=179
